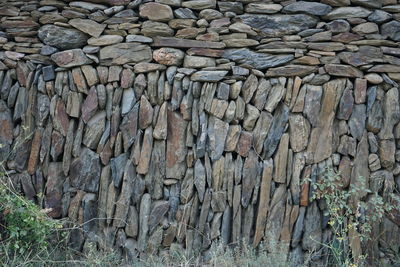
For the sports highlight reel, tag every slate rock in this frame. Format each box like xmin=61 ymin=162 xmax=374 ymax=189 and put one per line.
xmin=38 ymin=24 xmax=89 ymax=50
xmin=69 ymin=18 xmax=106 ymax=38
xmin=263 ymin=104 xmax=289 ymax=158
xmin=42 ymin=66 xmax=55 ymax=81
xmin=381 ymin=20 xmax=400 ymax=41
xmin=283 ymin=1 xmax=332 ymax=16
xmin=239 ymin=14 xmax=318 ymax=37
xmin=70 ymin=147 xmax=101 ymax=193
xmin=99 ymin=43 xmax=152 ymax=65
xmin=223 ymin=48 xmax=293 ymax=70
xmin=51 ymin=49 xmax=93 ymax=68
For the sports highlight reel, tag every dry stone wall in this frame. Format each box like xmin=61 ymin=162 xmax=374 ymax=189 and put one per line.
xmin=1 ymin=0 xmax=400 ymax=265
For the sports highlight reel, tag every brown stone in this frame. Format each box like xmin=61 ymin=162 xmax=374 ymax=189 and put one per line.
xmin=266 ymin=65 xmax=317 ymax=77
xmin=152 ymin=37 xmax=225 ymax=49
xmin=69 ymin=18 xmax=106 ymax=38
xmin=51 ymin=49 xmax=92 ymax=68
xmin=325 ymin=64 xmax=363 ymax=78
xmin=139 ymin=3 xmax=174 ymax=22
xmin=166 ymin=109 xmax=188 ymax=179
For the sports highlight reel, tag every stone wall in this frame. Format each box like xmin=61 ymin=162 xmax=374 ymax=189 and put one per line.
xmin=1 ymin=0 xmax=400 ymax=265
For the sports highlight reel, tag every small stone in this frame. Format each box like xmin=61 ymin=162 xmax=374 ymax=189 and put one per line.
xmin=42 ymin=66 xmax=55 ymax=81
xmin=126 ymin=35 xmax=153 ymax=43
xmin=153 ymin=48 xmax=185 ymax=66
xmin=87 ymin=35 xmax=124 ymax=46
xmin=183 ymin=55 xmax=215 ymax=68
xmin=324 ymin=7 xmax=372 ymax=20
xmin=191 ymin=71 xmax=228 ymax=82
xmin=283 ymin=1 xmax=332 ymax=16
xmin=69 ymin=18 xmax=106 ymax=38
xmin=325 ymin=64 xmax=363 ymax=78
xmin=139 ymin=3 xmax=174 ymax=22
xmin=51 ymin=49 xmax=92 ymax=68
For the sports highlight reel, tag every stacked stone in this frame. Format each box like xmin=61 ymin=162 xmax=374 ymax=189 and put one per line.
xmin=1 ymin=0 xmax=400 ymax=265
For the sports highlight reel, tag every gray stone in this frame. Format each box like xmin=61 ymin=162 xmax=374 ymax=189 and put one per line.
xmin=38 ymin=24 xmax=89 ymax=50
xmin=223 ymin=48 xmax=293 ymax=70
xmin=42 ymin=66 xmax=55 ymax=81
xmin=381 ymin=20 xmax=400 ymax=42
xmin=263 ymin=104 xmax=289 ymax=158
xmin=191 ymin=71 xmax=228 ymax=82
xmin=70 ymin=147 xmax=101 ymax=193
xmin=283 ymin=1 xmax=332 ymax=16
xmin=99 ymin=43 xmax=152 ymax=65
xmin=239 ymin=14 xmax=318 ymax=37
xmin=324 ymin=7 xmax=372 ymax=19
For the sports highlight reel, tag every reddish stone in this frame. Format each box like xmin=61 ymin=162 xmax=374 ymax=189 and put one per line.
xmin=187 ymin=48 xmax=224 ymax=58
xmin=54 ymin=100 xmax=69 ymax=136
xmin=27 ymin=129 xmax=42 ymax=175
xmin=354 ymin=78 xmax=367 ymax=104
xmin=236 ymin=131 xmax=253 ymax=157
xmin=81 ymin=86 xmax=98 ymax=123
xmin=121 ymin=68 xmax=135 ymax=89
xmin=300 ymin=166 xmax=311 ymax=206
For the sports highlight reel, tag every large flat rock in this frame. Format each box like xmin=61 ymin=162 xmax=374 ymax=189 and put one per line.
xmin=239 ymin=14 xmax=318 ymax=37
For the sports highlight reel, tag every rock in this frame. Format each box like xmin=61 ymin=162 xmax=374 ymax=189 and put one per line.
xmin=379 ymin=87 xmax=400 ymax=140
xmin=153 ymin=37 xmax=225 ymax=49
xmin=191 ymin=71 xmax=228 ymax=82
xmin=349 ymin=104 xmax=366 ymax=141
xmin=81 ymin=86 xmax=98 ymax=123
xmin=307 ymin=79 xmax=345 ymax=163
xmin=337 ymin=87 xmax=354 ymax=120
xmin=266 ymin=65 xmax=317 ymax=77
xmin=139 ymin=96 xmax=153 ymax=129
xmin=239 ymin=14 xmax=318 ymax=37
xmin=182 ymin=0 xmax=216 ymax=10
xmin=350 ymin=132 xmax=370 ymax=201
xmin=99 ymin=43 xmax=152 ymax=65
xmin=273 ymin=133 xmax=289 ymax=183
xmin=183 ymin=56 xmax=215 ymax=68
xmin=141 ymin=21 xmax=174 ymax=37
xmin=69 ymin=19 xmax=106 ymax=38
xmin=245 ymin=3 xmax=282 ymax=14
xmin=289 ymin=115 xmax=310 ymax=153
xmin=51 ymin=49 xmax=93 ymax=68
xmin=166 ymin=110 xmax=188 ymax=179
xmin=153 ymin=48 xmax=185 ymax=66
xmin=326 ymin=19 xmax=350 ymax=33
xmin=87 ymin=35 xmax=124 ymax=46
xmin=38 ymin=24 xmax=89 ymax=50
xmin=83 ymin=111 xmax=106 ymax=150
xmin=207 ymin=116 xmax=229 ymax=161
xmin=223 ymin=48 xmax=293 ymax=70
xmin=134 ymin=63 xmax=166 ymax=73
xmin=45 ymin=163 xmax=66 ymax=218
xmin=353 ymin=22 xmax=379 ymax=34
xmin=126 ymin=35 xmax=153 ymax=43
xmin=368 ymin=10 xmax=392 ymax=24
xmin=70 ymin=147 xmax=101 ymax=193
xmin=137 ymin=127 xmax=154 ymax=175
xmin=381 ymin=20 xmax=400 ymax=41
xmin=324 ymin=7 xmax=372 ymax=19
xmin=241 ymin=150 xmax=261 ymax=207
xmin=325 ymin=64 xmax=363 ymax=78
xmin=338 ymin=46 xmax=383 ymax=67
xmin=365 ymin=73 xmax=383 ymax=84
xmin=139 ymin=3 xmax=173 ymax=22
xmin=302 ymin=201 xmax=322 ymax=251
xmin=263 ymin=104 xmax=289 ymax=158
xmin=283 ymin=1 xmax=332 ymax=16
xmin=42 ymin=66 xmax=55 ymax=81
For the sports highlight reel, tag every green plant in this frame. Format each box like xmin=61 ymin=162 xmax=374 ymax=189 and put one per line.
xmin=0 ymin=173 xmax=62 ymax=256
xmin=308 ymin=167 xmax=398 ymax=267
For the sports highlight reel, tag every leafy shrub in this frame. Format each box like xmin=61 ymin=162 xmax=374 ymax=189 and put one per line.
xmin=0 ymin=176 xmax=62 ymax=255
xmin=309 ymin=167 xmax=399 ymax=266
